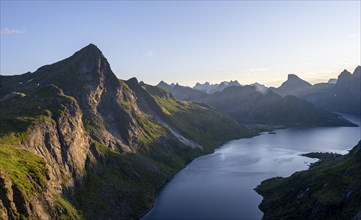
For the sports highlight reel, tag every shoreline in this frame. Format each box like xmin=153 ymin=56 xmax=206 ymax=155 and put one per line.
xmin=138 ymin=119 xmax=359 ymax=219
xmin=138 ymin=129 xmax=264 ymax=219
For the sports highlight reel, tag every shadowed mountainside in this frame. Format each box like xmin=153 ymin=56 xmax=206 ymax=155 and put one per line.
xmin=256 ymin=141 xmax=361 ymax=220
xmin=158 ymin=81 xmax=356 ymax=127
xmin=0 ymin=44 xmax=253 ymax=219
xmin=270 ymin=66 xmax=361 ymax=113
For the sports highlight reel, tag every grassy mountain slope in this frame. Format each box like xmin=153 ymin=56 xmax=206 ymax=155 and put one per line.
xmin=255 ymin=141 xmax=361 ymax=220
xmin=0 ymin=44 xmax=253 ymax=219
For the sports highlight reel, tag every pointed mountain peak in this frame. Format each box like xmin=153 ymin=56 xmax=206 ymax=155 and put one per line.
xmin=73 ymin=43 xmax=104 ymax=59
xmin=338 ymin=69 xmax=352 ymax=80
xmin=352 ymin=65 xmax=361 ymax=77
xmin=31 ymin=44 xmax=120 ymax=95
xmin=82 ymin=43 xmax=101 ymax=52
xmin=158 ymin=80 xmax=168 ymax=86
xmin=340 ymin=69 xmax=351 ymax=75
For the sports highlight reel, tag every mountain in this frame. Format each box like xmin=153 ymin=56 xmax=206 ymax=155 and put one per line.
xmin=308 ymin=67 xmax=360 ymax=113
xmin=158 ymin=82 xmax=356 ymax=127
xmin=193 ymin=80 xmax=241 ymax=94
xmin=271 ymin=67 xmax=361 ymax=113
xmin=251 ymin=82 xmax=269 ymax=95
xmin=256 ymin=141 xmax=361 ymax=220
xmin=0 ymin=44 xmax=253 ymax=219
xmin=270 ymin=73 xmax=312 ymax=97
xmin=157 ymin=81 xmax=207 ymax=101
xmin=328 ymin=78 xmax=337 ymax=84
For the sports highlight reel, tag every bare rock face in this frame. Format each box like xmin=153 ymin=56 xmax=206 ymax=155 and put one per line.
xmin=0 ymin=92 xmax=90 ymax=219
xmin=0 ymin=170 xmax=55 ymax=220
xmin=24 ymin=97 xmax=89 ymax=189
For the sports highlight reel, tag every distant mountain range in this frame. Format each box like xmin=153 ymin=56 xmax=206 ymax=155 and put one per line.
xmin=161 ymin=66 xmax=360 ymax=114
xmin=193 ymin=80 xmax=241 ymax=94
xmin=270 ymin=66 xmax=361 ymax=113
xmin=158 ymin=81 xmax=356 ymax=127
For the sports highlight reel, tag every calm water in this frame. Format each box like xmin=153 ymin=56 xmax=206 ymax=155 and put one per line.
xmin=142 ymin=114 xmax=361 ymax=220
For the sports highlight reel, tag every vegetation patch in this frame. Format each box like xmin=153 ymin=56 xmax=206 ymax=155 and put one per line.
xmin=256 ymin=142 xmax=361 ymax=220
xmin=0 ymin=134 xmax=48 ymax=198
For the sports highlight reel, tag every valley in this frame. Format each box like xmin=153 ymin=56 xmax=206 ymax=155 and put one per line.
xmin=1 ymin=1 xmax=360 ymax=219
xmin=0 ymin=44 xmax=360 ymax=220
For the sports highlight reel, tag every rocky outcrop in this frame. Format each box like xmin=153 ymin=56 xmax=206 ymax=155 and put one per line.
xmin=24 ymin=96 xmax=89 ymax=189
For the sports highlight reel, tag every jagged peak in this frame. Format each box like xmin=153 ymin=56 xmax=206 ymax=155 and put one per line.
xmin=340 ymin=69 xmax=351 ymax=75
xmin=158 ymin=80 xmax=169 ymax=86
xmin=338 ymin=69 xmax=352 ymax=80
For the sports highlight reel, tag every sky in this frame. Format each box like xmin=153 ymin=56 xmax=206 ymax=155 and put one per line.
xmin=0 ymin=1 xmax=360 ymax=87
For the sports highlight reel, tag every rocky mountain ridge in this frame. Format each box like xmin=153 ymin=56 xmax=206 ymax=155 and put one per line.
xmin=270 ymin=66 xmax=361 ymax=113
xmin=193 ymin=80 xmax=241 ymax=94
xmin=161 ymin=66 xmax=360 ymax=114
xmin=158 ymin=81 xmax=356 ymax=127
xmin=0 ymin=44 xmax=252 ymax=219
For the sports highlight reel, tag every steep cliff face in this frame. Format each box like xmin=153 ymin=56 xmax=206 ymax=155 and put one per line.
xmin=0 ymin=82 xmax=88 ymax=219
xmin=0 ymin=44 xmax=250 ymax=219
xmin=23 ymin=94 xmax=89 ymax=187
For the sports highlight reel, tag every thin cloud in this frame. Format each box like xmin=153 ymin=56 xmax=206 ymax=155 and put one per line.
xmin=0 ymin=27 xmax=26 ymax=35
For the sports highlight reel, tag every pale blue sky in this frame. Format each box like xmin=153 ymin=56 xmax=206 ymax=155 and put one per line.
xmin=1 ymin=1 xmax=360 ymax=87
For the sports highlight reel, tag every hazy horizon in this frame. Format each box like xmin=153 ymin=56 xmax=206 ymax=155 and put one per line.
xmin=154 ymin=64 xmax=360 ymax=88
xmin=1 ymin=1 xmax=360 ymax=87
